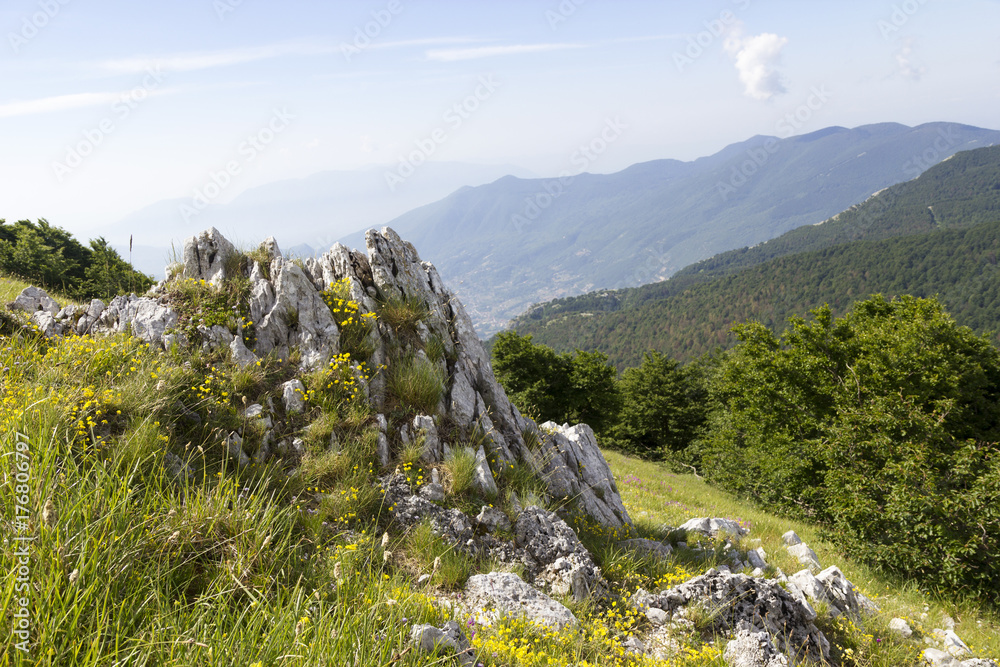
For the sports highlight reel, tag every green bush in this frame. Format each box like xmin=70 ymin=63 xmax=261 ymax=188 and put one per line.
xmin=705 ymin=295 xmax=1000 ymax=603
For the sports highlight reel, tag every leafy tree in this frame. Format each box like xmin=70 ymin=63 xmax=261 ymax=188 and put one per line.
xmin=705 ymin=295 xmax=1000 ymax=601
xmin=492 ymin=331 xmax=574 ymax=421
xmin=609 ymin=352 xmax=707 ymax=460
xmin=567 ymin=350 xmax=621 ymax=435
xmin=84 ymin=237 xmax=154 ymax=299
xmin=0 ymin=220 xmax=153 ymax=300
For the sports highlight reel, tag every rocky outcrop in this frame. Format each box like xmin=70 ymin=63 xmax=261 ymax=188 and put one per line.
xmin=533 ymin=422 xmax=633 ymax=530
xmin=9 ymin=285 xmax=59 ymax=315
xmin=182 ymin=227 xmax=236 ymax=285
xmin=724 ymin=621 xmax=790 ymax=667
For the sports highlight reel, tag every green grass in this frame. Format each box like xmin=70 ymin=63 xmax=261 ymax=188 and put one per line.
xmin=603 ymin=449 xmax=1000 ymax=664
xmin=386 ymin=355 xmax=445 ymax=415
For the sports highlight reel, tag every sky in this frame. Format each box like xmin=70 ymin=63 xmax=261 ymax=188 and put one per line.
xmin=1 ymin=0 xmax=999 ymax=239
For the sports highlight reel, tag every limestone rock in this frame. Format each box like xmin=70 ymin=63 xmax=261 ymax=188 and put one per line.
xmin=924 ymin=648 xmax=962 ymax=667
xmin=620 ymin=538 xmax=674 ymax=559
xmin=724 ymin=620 xmax=790 ymax=667
xmin=182 ymin=227 xmax=235 ymax=285
xmin=476 ymin=506 xmax=512 ymax=533
xmin=230 ymin=335 xmax=257 ymax=368
xmin=644 ymin=569 xmax=829 ymax=663
xmin=31 ymin=310 xmax=61 ymax=337
xmin=786 ymin=542 xmax=821 ymax=571
xmin=10 ymin=285 xmax=59 ymax=315
xmin=412 ymin=414 xmax=442 ymax=463
xmin=464 ymin=572 xmax=577 ymax=629
xmin=75 ymin=299 xmax=105 ymax=334
xmin=889 ymin=617 xmax=913 ymax=638
xmin=680 ymin=517 xmax=748 ymax=538
xmin=96 ymin=295 xmax=178 ymax=348
xmin=409 ymin=621 xmax=474 ymax=666
xmin=534 ymin=422 xmax=632 ymax=529
xmin=472 ymin=445 xmax=498 ymax=496
xmin=282 ymin=379 xmax=306 ymax=414
xmin=781 ymin=530 xmax=802 ymax=546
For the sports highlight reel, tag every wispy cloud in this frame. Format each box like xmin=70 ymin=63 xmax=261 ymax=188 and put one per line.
xmin=89 ymin=42 xmax=335 ymax=75
xmin=425 ymin=43 xmax=584 ymax=62
xmin=0 ymin=92 xmax=121 ymax=118
xmin=724 ymin=23 xmax=789 ymax=101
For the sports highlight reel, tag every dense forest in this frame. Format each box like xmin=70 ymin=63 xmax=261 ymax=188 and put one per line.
xmin=0 ymin=219 xmax=154 ymax=300
xmin=493 ymin=296 xmax=1000 ymax=605
xmin=508 ymin=145 xmax=1000 ymax=367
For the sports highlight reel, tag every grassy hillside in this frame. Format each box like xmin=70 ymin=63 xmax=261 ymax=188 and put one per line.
xmin=3 ymin=272 xmax=998 ymax=666
xmin=509 ymin=146 xmax=1000 ymax=367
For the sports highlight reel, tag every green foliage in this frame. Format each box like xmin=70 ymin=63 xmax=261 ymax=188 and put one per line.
xmin=492 ymin=331 xmax=622 ymax=435
xmin=608 ymin=352 xmax=708 ymax=460
xmin=704 ymin=295 xmax=1000 ymax=603
xmin=0 ymin=219 xmax=153 ymax=300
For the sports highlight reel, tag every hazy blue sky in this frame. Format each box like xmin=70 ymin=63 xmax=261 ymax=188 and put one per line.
xmin=2 ymin=0 xmax=998 ymax=236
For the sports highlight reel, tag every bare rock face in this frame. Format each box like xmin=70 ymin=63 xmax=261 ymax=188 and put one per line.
xmin=182 ymin=227 xmax=235 ymax=285
xmin=534 ymin=422 xmax=633 ymax=530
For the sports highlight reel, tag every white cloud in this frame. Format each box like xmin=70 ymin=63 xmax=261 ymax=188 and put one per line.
xmin=895 ymin=38 xmax=926 ymax=81
xmin=0 ymin=92 xmax=120 ymax=118
xmin=724 ymin=25 xmax=788 ymax=101
xmin=425 ymin=43 xmax=583 ymax=62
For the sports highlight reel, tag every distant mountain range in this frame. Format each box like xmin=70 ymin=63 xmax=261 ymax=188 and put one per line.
xmin=342 ymin=122 xmax=1000 ymax=334
xmin=506 ymin=145 xmax=1000 ymax=368
xmin=90 ymin=162 xmax=535 ymax=277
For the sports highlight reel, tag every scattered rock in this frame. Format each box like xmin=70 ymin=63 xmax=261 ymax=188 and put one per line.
xmin=412 ymin=414 xmax=442 ymax=463
xmin=781 ymin=531 xmax=802 ymax=546
xmin=419 ymin=483 xmax=446 ymax=503
xmin=889 ymin=617 xmax=913 ymax=638
xmin=409 ymin=621 xmax=474 ymax=665
xmin=679 ymin=517 xmax=748 ymax=538
xmin=230 ymin=335 xmax=257 ymax=367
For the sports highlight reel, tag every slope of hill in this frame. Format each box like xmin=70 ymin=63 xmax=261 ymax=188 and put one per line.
xmin=344 ymin=123 xmax=1000 ymax=333
xmin=508 ymin=145 xmax=1000 ymax=368
xmin=4 ymin=228 xmax=999 ymax=665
